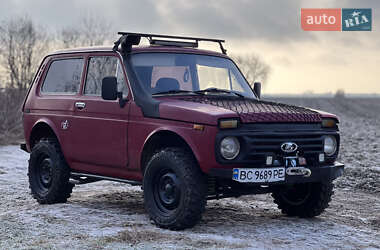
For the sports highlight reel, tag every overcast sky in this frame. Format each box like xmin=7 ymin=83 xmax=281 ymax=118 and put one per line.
xmin=1 ymin=0 xmax=379 ymax=94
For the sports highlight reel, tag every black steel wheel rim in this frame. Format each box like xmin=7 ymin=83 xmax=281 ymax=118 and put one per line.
xmin=153 ymin=169 xmax=181 ymax=212
xmin=36 ymin=155 xmax=53 ymax=192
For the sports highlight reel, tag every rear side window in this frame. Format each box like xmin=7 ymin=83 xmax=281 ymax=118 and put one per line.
xmin=85 ymin=56 xmax=129 ymax=96
xmin=41 ymin=58 xmax=84 ymax=94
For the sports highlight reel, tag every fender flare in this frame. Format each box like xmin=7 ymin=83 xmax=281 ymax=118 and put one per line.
xmin=28 ymin=118 xmax=61 ymax=150
xmin=140 ymin=128 xmax=202 ymax=170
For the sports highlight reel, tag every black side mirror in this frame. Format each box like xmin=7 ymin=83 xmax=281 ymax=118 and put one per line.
xmin=101 ymin=76 xmax=127 ymax=108
xmin=253 ymin=82 xmax=261 ymax=99
xmin=102 ymin=76 xmax=118 ymax=100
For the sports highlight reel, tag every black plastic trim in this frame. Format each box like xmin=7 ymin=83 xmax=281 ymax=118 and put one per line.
xmin=70 ymin=172 xmax=142 ymax=185
xmin=20 ymin=143 xmax=28 ymax=153
xmin=122 ymin=53 xmax=160 ymax=118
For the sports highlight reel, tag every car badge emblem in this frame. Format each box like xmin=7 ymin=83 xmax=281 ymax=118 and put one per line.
xmin=281 ymin=142 xmax=298 ymax=153
xmin=61 ymin=120 xmax=69 ymax=130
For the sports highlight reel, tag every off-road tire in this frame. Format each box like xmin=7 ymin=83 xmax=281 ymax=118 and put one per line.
xmin=143 ymin=147 xmax=207 ymax=230
xmin=28 ymin=138 xmax=74 ymax=204
xmin=272 ymin=182 xmax=334 ymax=218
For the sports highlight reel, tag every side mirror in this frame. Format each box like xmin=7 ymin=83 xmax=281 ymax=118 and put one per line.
xmin=101 ymin=76 xmax=128 ymax=108
xmin=102 ymin=77 xmax=118 ymax=100
xmin=253 ymin=82 xmax=261 ymax=99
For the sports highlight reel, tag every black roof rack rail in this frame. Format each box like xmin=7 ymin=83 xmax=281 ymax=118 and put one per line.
xmin=113 ymin=32 xmax=227 ymax=55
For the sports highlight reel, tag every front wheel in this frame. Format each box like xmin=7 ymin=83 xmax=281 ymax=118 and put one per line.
xmin=272 ymin=182 xmax=334 ymax=217
xmin=143 ymin=147 xmax=207 ymax=230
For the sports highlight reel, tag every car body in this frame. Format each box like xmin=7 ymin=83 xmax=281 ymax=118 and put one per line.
xmin=21 ymin=33 xmax=344 ymax=230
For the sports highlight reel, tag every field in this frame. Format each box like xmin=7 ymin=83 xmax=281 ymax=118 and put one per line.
xmin=0 ymin=97 xmax=379 ymax=249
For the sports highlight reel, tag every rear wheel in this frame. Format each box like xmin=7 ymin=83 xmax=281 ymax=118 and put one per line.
xmin=143 ymin=147 xmax=207 ymax=230
xmin=28 ymin=138 xmax=74 ymax=204
xmin=272 ymin=182 xmax=334 ymax=217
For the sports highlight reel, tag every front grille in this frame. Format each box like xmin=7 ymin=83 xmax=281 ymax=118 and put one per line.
xmin=242 ymin=132 xmax=324 ymax=166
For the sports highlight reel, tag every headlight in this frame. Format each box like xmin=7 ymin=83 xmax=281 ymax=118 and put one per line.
xmin=220 ymin=136 xmax=240 ymax=160
xmin=324 ymin=136 xmax=337 ymax=156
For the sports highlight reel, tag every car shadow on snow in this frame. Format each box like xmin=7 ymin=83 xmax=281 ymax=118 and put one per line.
xmin=69 ymin=189 xmax=146 ymax=215
xmin=68 ymin=188 xmax=330 ymax=233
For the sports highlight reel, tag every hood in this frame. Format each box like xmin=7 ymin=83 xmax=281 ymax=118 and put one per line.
xmin=158 ymin=96 xmax=335 ymax=125
xmin=158 ymin=97 xmax=238 ymax=125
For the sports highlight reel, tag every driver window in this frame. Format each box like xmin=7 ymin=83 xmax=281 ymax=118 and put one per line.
xmin=85 ymin=56 xmax=129 ymax=96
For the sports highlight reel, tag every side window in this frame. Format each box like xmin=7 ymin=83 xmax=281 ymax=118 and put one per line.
xmin=41 ymin=58 xmax=84 ymax=94
xmin=85 ymin=56 xmax=129 ymax=96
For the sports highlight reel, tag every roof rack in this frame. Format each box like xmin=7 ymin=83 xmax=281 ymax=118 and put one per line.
xmin=113 ymin=32 xmax=227 ymax=55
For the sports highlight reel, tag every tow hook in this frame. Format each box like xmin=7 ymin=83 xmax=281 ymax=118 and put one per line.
xmin=286 ymin=167 xmax=311 ymax=177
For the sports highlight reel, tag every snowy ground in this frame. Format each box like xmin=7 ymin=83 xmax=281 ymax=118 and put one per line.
xmin=0 ymin=97 xmax=379 ymax=249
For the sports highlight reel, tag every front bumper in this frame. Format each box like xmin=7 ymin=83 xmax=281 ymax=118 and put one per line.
xmin=209 ymin=161 xmax=344 ymax=184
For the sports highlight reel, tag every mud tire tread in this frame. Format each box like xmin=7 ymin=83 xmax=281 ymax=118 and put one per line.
xmin=28 ymin=138 xmax=74 ymax=204
xmin=143 ymin=147 xmax=207 ymax=230
xmin=272 ymin=182 xmax=334 ymax=218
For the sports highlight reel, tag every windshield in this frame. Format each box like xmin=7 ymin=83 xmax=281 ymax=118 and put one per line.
xmin=130 ymin=53 xmax=256 ymax=98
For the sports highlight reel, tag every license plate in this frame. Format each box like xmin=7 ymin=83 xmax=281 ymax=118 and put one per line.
xmin=232 ymin=167 xmax=285 ymax=183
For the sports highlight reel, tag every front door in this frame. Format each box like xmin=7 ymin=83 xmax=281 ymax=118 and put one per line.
xmin=68 ymin=54 xmax=131 ymax=173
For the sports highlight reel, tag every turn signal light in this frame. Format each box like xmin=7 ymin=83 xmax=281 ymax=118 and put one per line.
xmin=193 ymin=124 xmax=205 ymax=131
xmin=219 ymin=119 xmax=238 ymax=129
xmin=322 ymin=119 xmax=336 ymax=128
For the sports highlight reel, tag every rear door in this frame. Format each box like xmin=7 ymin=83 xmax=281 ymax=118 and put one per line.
xmin=68 ymin=53 xmax=131 ymax=172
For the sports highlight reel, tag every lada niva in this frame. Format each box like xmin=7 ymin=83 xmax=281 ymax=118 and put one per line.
xmin=21 ymin=32 xmax=344 ymax=230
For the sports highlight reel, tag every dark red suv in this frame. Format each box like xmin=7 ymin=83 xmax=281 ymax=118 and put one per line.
xmin=21 ymin=32 xmax=344 ymax=230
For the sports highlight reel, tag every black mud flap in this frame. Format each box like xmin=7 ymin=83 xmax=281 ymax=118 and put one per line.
xmin=20 ymin=143 xmax=28 ymax=153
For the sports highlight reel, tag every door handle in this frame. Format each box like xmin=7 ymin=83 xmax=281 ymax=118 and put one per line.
xmin=75 ymin=102 xmax=86 ymax=110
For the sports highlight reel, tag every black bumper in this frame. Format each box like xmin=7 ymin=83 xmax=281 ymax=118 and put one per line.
xmin=208 ymin=162 xmax=344 ymax=184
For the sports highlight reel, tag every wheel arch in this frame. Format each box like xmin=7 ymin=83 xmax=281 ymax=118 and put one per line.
xmin=29 ymin=119 xmax=60 ymax=150
xmin=140 ymin=129 xmax=198 ymax=175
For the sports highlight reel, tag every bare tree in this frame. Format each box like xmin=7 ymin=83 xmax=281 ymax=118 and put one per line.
xmin=59 ymin=13 xmax=113 ymax=48
xmin=232 ymin=53 xmax=271 ymax=89
xmin=60 ymin=27 xmax=82 ymax=48
xmin=0 ymin=16 xmax=46 ymax=90
xmin=0 ymin=16 xmax=47 ymax=144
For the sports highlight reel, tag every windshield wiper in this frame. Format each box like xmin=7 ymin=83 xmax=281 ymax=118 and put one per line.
xmin=194 ymin=88 xmax=245 ymax=98
xmin=152 ymin=90 xmax=196 ymax=95
xmin=152 ymin=88 xmax=245 ymax=98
